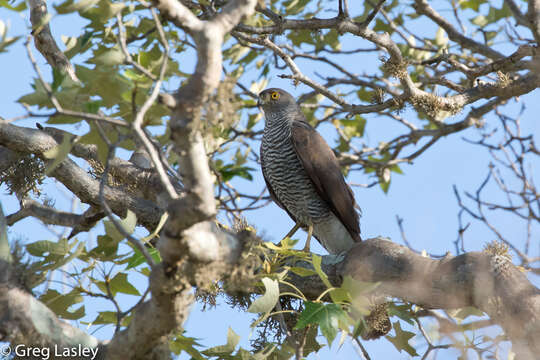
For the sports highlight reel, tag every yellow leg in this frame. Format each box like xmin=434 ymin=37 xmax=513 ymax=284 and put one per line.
xmin=302 ymin=225 xmax=313 ymax=252
xmin=282 ymin=222 xmax=300 ymax=241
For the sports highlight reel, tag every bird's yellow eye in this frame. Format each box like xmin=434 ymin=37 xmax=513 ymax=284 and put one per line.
xmin=271 ymin=91 xmax=280 ymax=100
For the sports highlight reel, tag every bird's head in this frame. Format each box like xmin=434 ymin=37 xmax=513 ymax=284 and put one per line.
xmin=257 ymin=88 xmax=298 ymax=117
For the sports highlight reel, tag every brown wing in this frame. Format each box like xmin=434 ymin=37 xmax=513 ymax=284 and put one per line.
xmin=260 ymin=147 xmax=298 ymax=223
xmin=291 ymin=121 xmax=361 ymax=242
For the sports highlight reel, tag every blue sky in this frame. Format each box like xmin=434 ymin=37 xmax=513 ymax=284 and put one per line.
xmin=1 ymin=1 xmax=539 ymax=359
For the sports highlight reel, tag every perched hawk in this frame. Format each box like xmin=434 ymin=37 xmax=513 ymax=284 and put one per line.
xmin=258 ymin=88 xmax=361 ymax=254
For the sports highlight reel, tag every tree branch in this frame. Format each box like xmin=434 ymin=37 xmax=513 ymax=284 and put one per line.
xmin=105 ymin=0 xmax=257 ymax=358
xmin=505 ymin=0 xmax=530 ymax=27
xmin=6 ymin=199 xmax=83 ymax=227
xmin=28 ymin=0 xmax=79 ymax=82
xmin=0 ymin=123 xmax=163 ymax=231
xmin=287 ymin=238 xmax=540 ymax=360
xmin=412 ymin=0 xmax=504 ymax=59
xmin=528 ymin=0 xmax=540 ymax=43
xmin=0 ymin=272 xmax=100 ymax=357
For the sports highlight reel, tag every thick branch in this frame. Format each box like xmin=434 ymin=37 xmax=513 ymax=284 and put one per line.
xmin=290 ymin=238 xmax=540 ymax=360
xmin=161 ymin=0 xmax=257 ymax=260
xmin=0 ymin=123 xmax=162 ymax=230
xmin=0 ymin=269 xmax=100 ymax=357
xmin=28 ymin=0 xmax=79 ymax=82
xmin=103 ymin=1 xmax=257 ymax=358
xmin=151 ymin=0 xmax=203 ymax=33
xmin=528 ymin=0 xmax=540 ymax=43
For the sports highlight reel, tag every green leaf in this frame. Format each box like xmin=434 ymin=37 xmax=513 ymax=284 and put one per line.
xmin=170 ymin=333 xmax=204 ymax=359
xmin=124 ymin=245 xmax=161 ymax=269
xmin=54 ymin=0 xmax=99 ymax=14
xmin=341 ymin=276 xmax=379 ymax=316
xmin=101 ymin=210 xmax=136 ymax=245
xmin=225 ymin=44 xmax=249 ymax=64
xmin=434 ymin=27 xmax=448 ymax=47
xmin=450 ymin=306 xmax=485 ymax=320
xmin=380 ymin=179 xmax=390 ymax=193
xmin=137 ymin=44 xmax=163 ymax=70
xmin=288 ymin=29 xmax=315 ymax=47
xmin=386 ymin=321 xmax=419 ymax=356
xmin=485 ymin=31 xmax=497 ymax=42
xmin=203 ymin=327 xmax=240 ymax=356
xmin=373 ymin=18 xmax=393 ymax=33
xmin=43 ymin=133 xmax=75 ymax=175
xmin=119 ymin=209 xmax=137 ymax=235
xmin=27 ymin=238 xmax=71 ymax=257
xmin=283 ymin=0 xmax=309 ymax=15
xmin=0 ymin=0 xmax=27 ymax=11
xmin=217 ymin=163 xmax=254 ymax=182
xmin=263 ymin=238 xmax=300 ymax=258
xmin=89 ymin=46 xmax=125 ymax=66
xmin=390 ymin=164 xmax=403 ymax=174
xmin=108 ymin=272 xmax=141 ymax=296
xmin=387 ymin=303 xmax=415 ymax=325
xmin=87 ymin=234 xmax=120 ymax=261
xmin=81 ymin=0 xmax=125 ymax=24
xmin=79 ymin=123 xmax=110 ymax=164
xmin=303 ymin=325 xmax=323 ymax=356
xmin=39 ymin=289 xmax=85 ymax=320
xmin=84 ymin=100 xmax=102 ymax=114
xmin=356 ymin=87 xmax=373 ymax=103
xmin=311 ymin=255 xmax=332 ymax=289
xmin=379 ymin=168 xmax=391 ymax=193
xmin=76 ymin=64 xmax=133 ymax=108
xmin=238 ymin=49 xmax=258 ymax=65
xmin=104 ymin=220 xmax=123 ymax=243
xmin=339 ymin=115 xmax=366 ymax=138
xmin=288 ymin=266 xmax=317 ymax=277
xmin=0 ymin=20 xmax=21 ymax=53
xmin=17 ymin=79 xmax=50 ymax=108
xmin=324 ymin=30 xmax=340 ymax=51
xmin=27 ymin=238 xmax=84 ymax=274
xmin=459 ymin=0 xmax=487 ymax=11
xmin=140 ymin=212 xmax=168 ymax=244
xmin=51 ymin=68 xmax=67 ymax=92
xmin=247 ymin=277 xmax=279 ymax=314
xmin=25 ymin=239 xmax=83 ymax=288
xmin=64 ymin=31 xmax=94 ymax=59
xmin=485 ymin=3 xmax=511 ymax=23
xmin=90 ymin=311 xmax=118 ymax=325
xmin=471 ymin=3 xmax=511 ymax=27
xmin=471 ymin=15 xmax=488 ymax=27
xmin=46 ymin=114 xmax=81 ymax=124
xmin=294 ymin=302 xmax=348 ymax=345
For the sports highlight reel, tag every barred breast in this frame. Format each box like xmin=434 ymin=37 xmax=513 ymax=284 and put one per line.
xmin=261 ymin=121 xmax=355 ymax=254
xmin=261 ymin=122 xmax=331 ymax=226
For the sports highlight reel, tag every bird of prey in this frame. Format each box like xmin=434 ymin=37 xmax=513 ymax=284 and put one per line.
xmin=258 ymin=88 xmax=361 ymax=254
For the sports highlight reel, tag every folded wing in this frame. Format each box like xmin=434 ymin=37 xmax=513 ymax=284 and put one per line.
xmin=291 ymin=120 xmax=361 ymax=242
